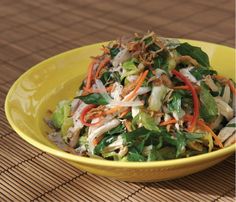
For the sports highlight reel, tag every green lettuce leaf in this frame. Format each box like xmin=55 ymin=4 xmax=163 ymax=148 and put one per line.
xmin=200 ymin=84 xmax=218 ymax=122
xmin=176 ymin=42 xmax=210 ymax=67
xmin=121 ymin=59 xmax=140 ymax=80
xmin=139 ymin=111 xmax=160 ymax=132
xmin=51 ymin=100 xmax=71 ymax=129
xmin=148 ymin=85 xmax=168 ymax=112
xmin=61 ymin=117 xmax=73 ymax=136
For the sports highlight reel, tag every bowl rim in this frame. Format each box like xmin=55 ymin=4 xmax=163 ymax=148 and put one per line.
xmin=5 ymin=39 xmax=236 ymax=168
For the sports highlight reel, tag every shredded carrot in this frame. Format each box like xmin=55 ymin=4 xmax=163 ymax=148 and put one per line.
xmin=80 ymin=104 xmax=103 ymax=127
xmin=227 ymin=80 xmax=236 ymax=95
xmin=124 ymin=70 xmax=149 ymax=101
xmin=184 ymin=115 xmax=223 ymax=148
xmin=197 ymin=120 xmax=223 ymax=148
xmin=92 ymin=134 xmax=104 ymax=146
xmin=95 ymin=57 xmax=110 ymax=78
xmin=84 ymin=85 xmax=113 ymax=94
xmin=160 ymin=118 xmax=177 ymax=126
xmin=120 ymin=108 xmax=130 ymax=118
xmin=100 ymin=46 xmax=109 ymax=54
xmin=213 ymin=75 xmax=227 ymax=81
xmin=84 ymin=59 xmax=97 ymax=91
xmin=104 ymin=106 xmax=122 ymax=115
xmin=172 ymin=69 xmax=199 ymax=132
xmin=121 ymin=81 xmax=138 ymax=97
xmin=103 ymin=70 xmax=149 ymax=116
xmin=213 ymin=75 xmax=236 ymax=95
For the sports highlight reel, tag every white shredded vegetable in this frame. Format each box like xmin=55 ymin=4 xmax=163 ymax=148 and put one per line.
xmin=95 ymin=79 xmax=112 ymax=102
xmin=88 ymin=119 xmax=120 ymax=153
xmin=112 ymin=48 xmax=131 ymax=67
xmin=179 ymin=67 xmax=197 ymax=83
xmin=108 ymin=100 xmax=144 ymax=107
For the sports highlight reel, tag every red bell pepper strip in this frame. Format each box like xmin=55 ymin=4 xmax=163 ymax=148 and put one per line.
xmin=80 ymin=104 xmax=102 ymax=127
xmin=172 ymin=69 xmax=199 ymax=132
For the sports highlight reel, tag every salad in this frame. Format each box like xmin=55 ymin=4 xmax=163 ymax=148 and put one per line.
xmin=46 ymin=32 xmax=236 ymax=162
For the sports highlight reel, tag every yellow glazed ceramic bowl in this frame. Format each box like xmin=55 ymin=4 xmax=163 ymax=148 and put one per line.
xmin=5 ymin=39 xmax=236 ymax=182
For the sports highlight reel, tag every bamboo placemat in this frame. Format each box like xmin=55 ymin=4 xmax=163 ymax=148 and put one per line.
xmin=0 ymin=0 xmax=235 ymax=201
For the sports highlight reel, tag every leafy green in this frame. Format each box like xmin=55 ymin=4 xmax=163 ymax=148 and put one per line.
xmin=143 ymin=36 xmax=153 ymax=45
xmin=146 ymin=138 xmax=164 ymax=161
xmin=94 ymin=125 xmax=125 ymax=156
xmin=100 ymin=72 xmax=112 ymax=86
xmin=200 ymin=84 xmax=218 ymax=122
xmin=136 ymin=133 xmax=151 ymax=154
xmin=184 ymin=132 xmax=205 ymax=140
xmin=121 ymin=126 xmax=211 ymax=161
xmin=122 ymin=59 xmax=137 ymax=71
xmin=148 ymin=43 xmax=161 ymax=51
xmin=51 ymin=100 xmax=71 ymax=129
xmin=153 ymin=52 xmax=168 ymax=71
xmin=94 ymin=135 xmax=117 ymax=155
xmin=176 ymin=42 xmax=210 ymax=67
xmin=190 ymin=66 xmax=216 ymax=80
xmin=112 ymin=71 xmax=121 ymax=83
xmin=147 ymin=146 xmax=164 ymax=161
xmin=122 ymin=111 xmax=132 ymax=120
xmin=158 ymin=147 xmax=176 ymax=160
xmin=139 ymin=111 xmax=160 ymax=132
xmin=122 ymin=127 xmax=159 ymax=154
xmin=127 ymin=150 xmax=146 ymax=162
xmin=163 ymin=132 xmax=177 ymax=146
xmin=107 ymin=124 xmax=125 ymax=135
xmin=168 ymin=92 xmax=182 ymax=114
xmin=175 ymin=132 xmax=186 ymax=157
xmin=121 ymin=59 xmax=140 ymax=80
xmin=110 ymin=47 xmax=120 ymax=58
xmin=122 ymin=127 xmax=149 ymax=146
xmin=78 ymin=93 xmax=109 ymax=105
xmin=185 ymin=148 xmax=208 ymax=157
xmin=161 ymin=131 xmax=186 ymax=157
xmin=227 ymin=123 xmax=236 ymax=127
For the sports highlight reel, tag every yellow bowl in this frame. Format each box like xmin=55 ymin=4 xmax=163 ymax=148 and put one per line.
xmin=5 ymin=39 xmax=236 ymax=182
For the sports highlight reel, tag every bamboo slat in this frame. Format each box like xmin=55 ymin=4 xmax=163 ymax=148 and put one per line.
xmin=0 ymin=0 xmax=234 ymax=201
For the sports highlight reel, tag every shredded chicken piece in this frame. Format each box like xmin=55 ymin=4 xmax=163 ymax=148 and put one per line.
xmin=204 ymin=75 xmax=219 ymax=92
xmin=88 ymin=119 xmax=121 ymax=152
xmin=118 ymin=146 xmax=128 ymax=157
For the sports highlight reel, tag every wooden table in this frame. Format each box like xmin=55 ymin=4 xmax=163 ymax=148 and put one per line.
xmin=0 ymin=0 xmax=235 ymax=201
